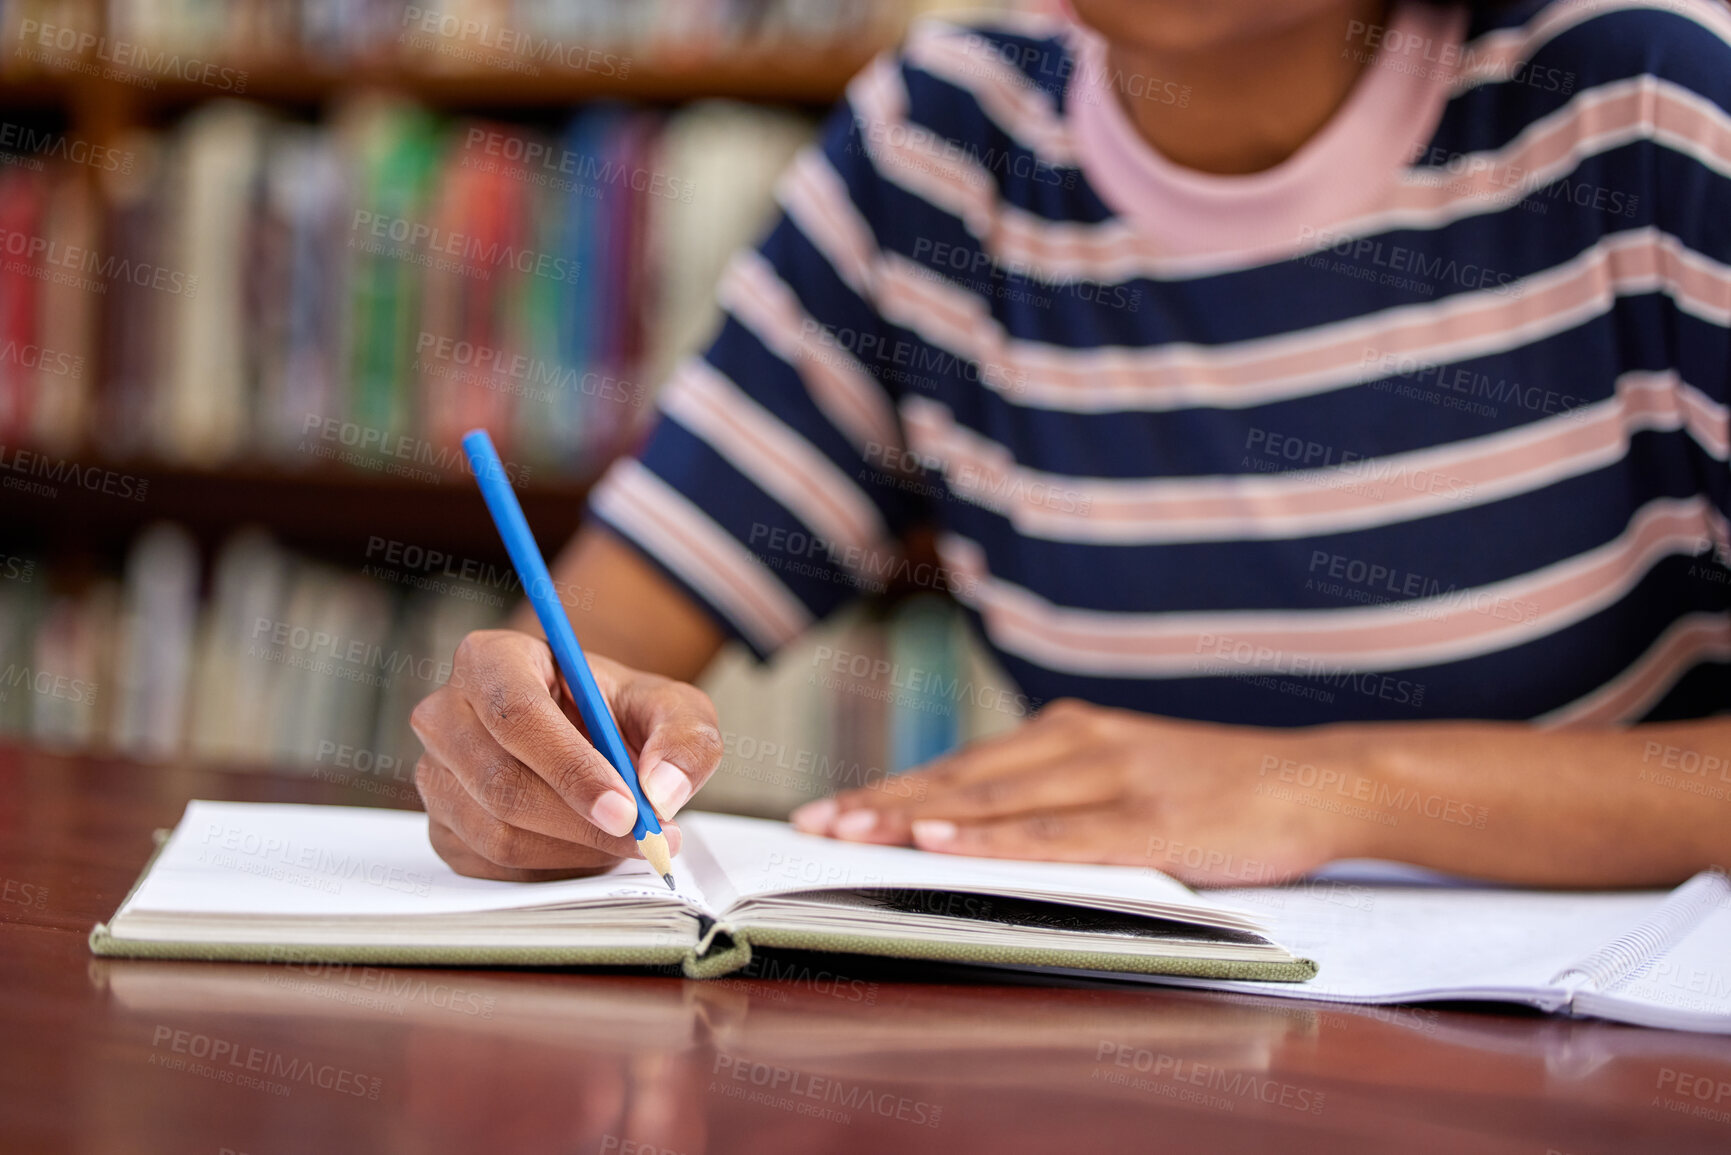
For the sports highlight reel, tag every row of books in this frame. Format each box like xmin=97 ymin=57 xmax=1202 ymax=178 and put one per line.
xmin=0 ymin=525 xmax=497 ymax=779
xmin=0 ymin=527 xmax=1022 ymax=813
xmin=699 ymin=596 xmax=1027 ymax=816
xmin=0 ymin=94 xmax=811 ymax=476
xmin=5 ymin=0 xmax=899 ymax=71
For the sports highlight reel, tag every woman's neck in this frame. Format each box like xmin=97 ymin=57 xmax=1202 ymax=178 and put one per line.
xmin=1105 ymin=0 xmax=1391 ymax=175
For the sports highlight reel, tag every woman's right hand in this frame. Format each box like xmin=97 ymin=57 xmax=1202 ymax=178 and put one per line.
xmin=408 ymin=629 xmax=724 ymax=881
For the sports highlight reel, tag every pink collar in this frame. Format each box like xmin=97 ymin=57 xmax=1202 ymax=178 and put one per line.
xmin=1064 ymin=2 xmax=1467 ymax=259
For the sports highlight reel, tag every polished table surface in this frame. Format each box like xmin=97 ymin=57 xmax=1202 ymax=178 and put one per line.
xmin=3 ymin=745 xmax=1730 ymax=1154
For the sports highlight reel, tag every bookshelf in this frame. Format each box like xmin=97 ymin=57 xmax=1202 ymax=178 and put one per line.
xmin=0 ymin=20 xmax=879 ymax=564
xmin=0 ymin=1 xmax=1026 ymax=803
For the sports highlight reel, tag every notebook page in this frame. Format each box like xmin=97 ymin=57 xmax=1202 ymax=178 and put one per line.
xmin=680 ymin=812 xmax=1262 ymax=931
xmin=1151 ymin=886 xmax=1666 ymax=1005
xmin=116 ymin=801 xmax=715 ymax=923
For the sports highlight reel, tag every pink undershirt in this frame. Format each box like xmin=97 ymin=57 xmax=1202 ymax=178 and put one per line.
xmin=1064 ymin=2 xmax=1469 ymax=257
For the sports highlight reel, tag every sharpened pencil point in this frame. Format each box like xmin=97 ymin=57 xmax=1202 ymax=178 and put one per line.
xmin=638 ymin=830 xmax=674 ymax=889
xmin=663 ymin=873 xmax=677 ymax=890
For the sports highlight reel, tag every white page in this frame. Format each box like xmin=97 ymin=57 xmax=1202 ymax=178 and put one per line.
xmin=116 ymin=801 xmax=714 ymax=925
xmin=1154 ymin=886 xmax=1666 ymax=1005
xmin=680 ymin=812 xmax=1264 ymax=932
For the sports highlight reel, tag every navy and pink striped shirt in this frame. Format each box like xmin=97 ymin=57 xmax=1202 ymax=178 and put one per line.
xmin=589 ymin=0 xmax=1731 ymax=728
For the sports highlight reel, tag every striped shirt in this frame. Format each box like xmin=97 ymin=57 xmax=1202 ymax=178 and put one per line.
xmin=589 ymin=0 xmax=1731 ymax=728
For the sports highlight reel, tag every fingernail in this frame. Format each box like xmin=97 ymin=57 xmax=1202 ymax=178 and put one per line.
xmin=912 ymin=819 xmax=957 ymax=847
xmin=833 ymin=809 xmax=878 ymax=839
xmin=644 ymin=761 xmax=693 ymax=817
xmin=593 ymin=792 xmax=638 ymax=838
xmin=790 ymin=798 xmax=837 ymax=833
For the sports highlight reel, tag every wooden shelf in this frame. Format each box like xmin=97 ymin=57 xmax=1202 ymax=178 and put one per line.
xmin=0 ymin=75 xmax=72 ymax=107
xmin=6 ymin=457 xmax=600 ymax=565
xmin=0 ymin=42 xmax=877 ymax=112
xmin=0 ymin=35 xmax=873 ymax=570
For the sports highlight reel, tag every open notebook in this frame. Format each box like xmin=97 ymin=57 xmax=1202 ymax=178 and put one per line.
xmin=1132 ymin=868 xmax=1731 ymax=1032
xmin=91 ymin=802 xmax=1731 ymax=1032
xmin=89 ymin=802 xmax=1315 ymax=982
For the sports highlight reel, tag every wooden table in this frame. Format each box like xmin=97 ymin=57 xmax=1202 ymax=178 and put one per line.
xmin=3 ymin=745 xmax=1729 ymax=1154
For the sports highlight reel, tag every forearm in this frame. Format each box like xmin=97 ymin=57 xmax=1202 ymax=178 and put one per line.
xmin=1305 ymin=719 xmax=1731 ymax=887
xmin=506 ymin=524 xmax=724 ymax=682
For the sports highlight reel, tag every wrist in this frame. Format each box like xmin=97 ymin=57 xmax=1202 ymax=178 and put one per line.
xmin=1287 ymin=723 xmax=1396 ymax=863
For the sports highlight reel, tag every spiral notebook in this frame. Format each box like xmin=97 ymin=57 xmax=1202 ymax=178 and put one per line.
xmin=1128 ymin=868 xmax=1731 ymax=1032
xmin=88 ymin=801 xmax=1316 ymax=982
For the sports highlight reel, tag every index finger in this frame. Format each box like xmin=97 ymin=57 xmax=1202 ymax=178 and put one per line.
xmin=453 ymin=630 xmax=641 ymax=838
xmin=794 ymin=713 xmax=1087 ymax=837
xmin=828 ymin=757 xmax=1121 ymax=846
xmin=593 ymin=658 xmax=723 ymax=820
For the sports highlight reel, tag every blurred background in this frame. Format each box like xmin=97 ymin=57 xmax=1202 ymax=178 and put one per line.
xmin=0 ymin=0 xmax=1040 ymax=815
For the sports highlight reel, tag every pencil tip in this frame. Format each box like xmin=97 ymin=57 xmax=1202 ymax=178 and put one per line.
xmin=663 ymin=873 xmax=677 ymax=891
xmin=639 ymin=829 xmax=674 ymax=882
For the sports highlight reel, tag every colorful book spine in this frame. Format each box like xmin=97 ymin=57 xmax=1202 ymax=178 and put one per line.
xmin=888 ymin=594 xmax=964 ymax=774
xmin=0 ymin=165 xmax=44 ymax=444
xmin=344 ymin=99 xmax=442 ymax=444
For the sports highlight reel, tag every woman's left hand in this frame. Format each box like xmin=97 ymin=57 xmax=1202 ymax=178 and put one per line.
xmin=789 ymin=699 xmax=1362 ymax=885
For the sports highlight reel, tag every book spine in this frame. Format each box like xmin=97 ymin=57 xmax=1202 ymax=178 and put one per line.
xmin=684 ymin=917 xmax=752 ymax=978
xmin=888 ymin=595 xmax=961 ymax=773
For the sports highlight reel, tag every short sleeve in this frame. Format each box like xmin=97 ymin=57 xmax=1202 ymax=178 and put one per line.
xmin=587 ymin=63 xmax=928 ymax=658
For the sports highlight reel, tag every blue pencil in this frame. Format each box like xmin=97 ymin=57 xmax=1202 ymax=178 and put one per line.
xmin=460 ymin=429 xmax=675 ymax=889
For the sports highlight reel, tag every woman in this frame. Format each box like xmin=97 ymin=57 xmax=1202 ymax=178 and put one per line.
xmin=409 ymin=0 xmax=1731 ymax=887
